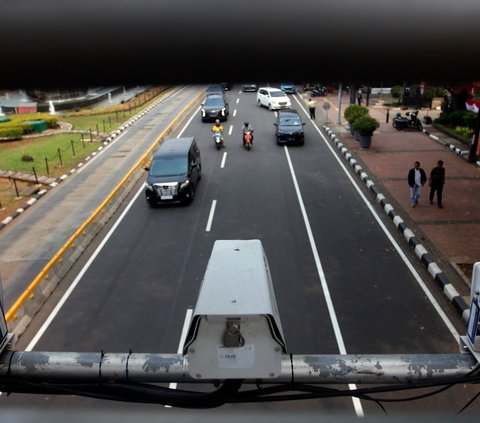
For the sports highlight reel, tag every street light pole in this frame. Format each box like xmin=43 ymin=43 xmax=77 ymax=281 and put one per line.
xmin=337 ymin=82 xmax=343 ymax=125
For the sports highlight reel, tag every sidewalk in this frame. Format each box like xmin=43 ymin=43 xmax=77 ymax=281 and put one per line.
xmin=315 ymin=93 xmax=480 ymax=318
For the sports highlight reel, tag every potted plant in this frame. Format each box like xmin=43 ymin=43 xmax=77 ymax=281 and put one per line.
xmin=352 ymin=115 xmax=379 ymax=149
xmin=344 ymin=105 xmax=369 ymax=136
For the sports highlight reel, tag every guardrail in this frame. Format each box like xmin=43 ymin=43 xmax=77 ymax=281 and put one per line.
xmin=6 ymin=89 xmax=204 ymax=336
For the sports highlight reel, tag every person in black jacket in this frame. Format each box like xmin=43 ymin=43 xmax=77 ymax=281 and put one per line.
xmin=407 ymin=161 xmax=427 ymax=207
xmin=429 ymin=160 xmax=445 ymax=208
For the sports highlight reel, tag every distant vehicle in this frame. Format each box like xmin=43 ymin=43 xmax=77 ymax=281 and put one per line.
xmin=370 ymin=87 xmax=391 ymax=95
xmin=311 ymin=86 xmax=327 ymax=97
xmin=221 ymin=82 xmax=233 ymax=91
xmin=241 ymin=83 xmax=258 ymax=92
xmin=256 ymin=87 xmax=291 ymax=111
xmin=205 ymin=85 xmax=225 ymax=97
xmin=144 ymin=137 xmax=201 ymax=206
xmin=280 ymin=83 xmax=297 ymax=94
xmin=392 ymin=110 xmax=423 ymax=131
xmin=302 ymin=83 xmax=317 ymax=92
xmin=274 ymin=108 xmax=305 ymax=145
xmin=201 ymin=94 xmax=229 ymax=122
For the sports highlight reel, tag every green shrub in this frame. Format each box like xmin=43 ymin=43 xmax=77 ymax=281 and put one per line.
xmin=0 ymin=113 xmax=59 ymax=138
xmin=448 ymin=111 xmax=467 ymax=127
xmin=463 ymin=111 xmax=477 ymax=129
xmin=344 ymin=105 xmax=369 ymax=124
xmin=352 ymin=115 xmax=380 ymax=136
xmin=434 ymin=112 xmax=450 ymax=124
xmin=2 ymin=113 xmax=59 ymax=128
xmin=391 ymin=85 xmax=403 ymax=99
xmin=0 ymin=127 xmax=24 ymax=139
xmin=434 ymin=110 xmax=477 ymax=128
xmin=454 ymin=126 xmax=473 ymax=139
xmin=435 ymin=87 xmax=446 ymax=97
xmin=422 ymin=86 xmax=435 ymax=100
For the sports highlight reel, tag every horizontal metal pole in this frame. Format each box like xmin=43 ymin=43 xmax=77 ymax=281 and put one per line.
xmin=0 ymin=351 xmax=477 ymax=384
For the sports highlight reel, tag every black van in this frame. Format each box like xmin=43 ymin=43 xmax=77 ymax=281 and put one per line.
xmin=144 ymin=137 xmax=201 ymax=205
xmin=274 ymin=108 xmax=305 ymax=146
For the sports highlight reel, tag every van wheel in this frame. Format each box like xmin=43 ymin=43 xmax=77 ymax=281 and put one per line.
xmin=268 ymin=103 xmax=273 ymax=111
xmin=257 ymin=100 xmax=262 ymax=107
xmin=185 ymin=184 xmax=195 ymax=205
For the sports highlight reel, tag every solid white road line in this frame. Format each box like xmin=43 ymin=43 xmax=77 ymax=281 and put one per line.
xmin=221 ymin=152 xmax=227 ymax=168
xmin=205 ymin=200 xmax=217 ymax=232
xmin=284 ymin=146 xmax=364 ymax=417
xmin=26 ymin=184 xmax=146 ymax=351
xmin=292 ymin=94 xmax=460 ymax=342
xmin=177 ymin=106 xmax=202 ymax=137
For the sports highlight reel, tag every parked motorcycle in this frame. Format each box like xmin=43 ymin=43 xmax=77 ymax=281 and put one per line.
xmin=243 ymin=130 xmax=253 ymax=151
xmin=311 ymin=86 xmax=327 ymax=97
xmin=392 ymin=110 xmax=423 ymax=131
xmin=213 ymin=131 xmax=224 ymax=150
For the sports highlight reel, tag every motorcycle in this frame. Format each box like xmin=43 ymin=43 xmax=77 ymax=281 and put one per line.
xmin=243 ymin=130 xmax=253 ymax=151
xmin=213 ymin=131 xmax=224 ymax=150
xmin=392 ymin=110 xmax=423 ymax=131
xmin=311 ymin=86 xmax=327 ymax=97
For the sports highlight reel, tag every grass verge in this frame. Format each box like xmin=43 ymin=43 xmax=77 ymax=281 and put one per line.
xmin=0 ymin=134 xmax=101 ymax=177
xmin=0 ymin=86 xmax=169 ymax=224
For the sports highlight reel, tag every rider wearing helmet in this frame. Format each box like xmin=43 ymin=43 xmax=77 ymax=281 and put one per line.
xmin=241 ymin=121 xmax=254 ymax=145
xmin=212 ymin=119 xmax=225 ymax=147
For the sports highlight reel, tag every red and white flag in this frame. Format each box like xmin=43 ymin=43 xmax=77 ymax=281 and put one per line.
xmin=466 ymin=100 xmax=479 ymax=113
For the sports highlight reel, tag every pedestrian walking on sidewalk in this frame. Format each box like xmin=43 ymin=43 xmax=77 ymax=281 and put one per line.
xmin=407 ymin=161 xmax=427 ymax=207
xmin=429 ymin=160 xmax=445 ymax=208
xmin=307 ymin=98 xmax=316 ymax=119
xmin=357 ymin=89 xmax=363 ymax=106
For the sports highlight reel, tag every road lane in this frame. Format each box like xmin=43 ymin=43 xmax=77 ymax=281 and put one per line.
xmin=0 ymin=85 xmax=204 ymax=308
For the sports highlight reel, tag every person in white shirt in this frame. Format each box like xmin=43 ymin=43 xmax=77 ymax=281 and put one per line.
xmin=407 ymin=161 xmax=427 ymax=207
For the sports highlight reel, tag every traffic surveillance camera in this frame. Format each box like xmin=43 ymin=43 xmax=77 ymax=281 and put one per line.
xmin=183 ymin=240 xmax=287 ymax=379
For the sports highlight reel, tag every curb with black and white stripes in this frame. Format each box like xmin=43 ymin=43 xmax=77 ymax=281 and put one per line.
xmin=323 ymin=125 xmax=470 ymax=322
xmin=0 ymin=93 xmax=174 ymax=231
xmin=423 ymin=129 xmax=480 ymax=167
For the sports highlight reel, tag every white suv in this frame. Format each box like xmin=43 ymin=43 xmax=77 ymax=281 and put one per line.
xmin=256 ymin=87 xmax=292 ymax=111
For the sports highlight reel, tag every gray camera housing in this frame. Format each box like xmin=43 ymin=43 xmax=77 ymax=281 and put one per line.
xmin=183 ymin=240 xmax=286 ymax=379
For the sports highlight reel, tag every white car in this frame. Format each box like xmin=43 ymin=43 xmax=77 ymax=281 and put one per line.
xmin=256 ymin=87 xmax=291 ymax=111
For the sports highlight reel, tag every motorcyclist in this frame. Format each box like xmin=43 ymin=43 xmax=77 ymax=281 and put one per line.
xmin=409 ymin=109 xmax=419 ymax=122
xmin=241 ymin=121 xmax=254 ymax=145
xmin=212 ymin=119 xmax=224 ymax=146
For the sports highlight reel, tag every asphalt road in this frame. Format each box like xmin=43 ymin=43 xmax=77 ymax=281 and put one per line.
xmin=0 ymin=85 xmax=201 ymax=306
xmin=1 ymin=85 xmax=478 ymax=416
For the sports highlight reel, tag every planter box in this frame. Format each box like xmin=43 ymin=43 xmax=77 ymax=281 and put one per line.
xmin=359 ymin=134 xmax=372 ymax=149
